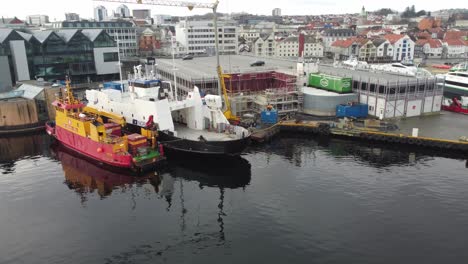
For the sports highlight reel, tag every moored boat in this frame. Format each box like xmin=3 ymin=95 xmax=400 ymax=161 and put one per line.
xmin=46 ymin=78 xmax=165 ymax=172
xmin=442 ymin=96 xmax=468 ymax=115
xmin=86 ymin=65 xmax=251 ymax=156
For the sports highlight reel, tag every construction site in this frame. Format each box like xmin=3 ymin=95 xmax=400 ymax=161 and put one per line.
xmin=156 ymin=55 xmax=303 ymax=118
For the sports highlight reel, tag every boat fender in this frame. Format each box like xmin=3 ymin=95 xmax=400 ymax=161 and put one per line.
xmin=97 ymin=147 xmax=103 ymax=153
xmin=159 ymin=143 xmax=164 ymax=156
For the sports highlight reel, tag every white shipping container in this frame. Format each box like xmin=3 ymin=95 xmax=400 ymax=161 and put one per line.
xmin=423 ymin=96 xmax=434 ymax=113
xmin=395 ymin=100 xmax=406 ymax=117
xmin=406 ymin=100 xmax=422 ymax=117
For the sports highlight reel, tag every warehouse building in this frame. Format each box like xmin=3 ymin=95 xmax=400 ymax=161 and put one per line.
xmin=316 ymin=64 xmax=443 ymax=118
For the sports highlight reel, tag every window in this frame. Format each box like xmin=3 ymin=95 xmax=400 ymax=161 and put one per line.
xmin=103 ymin=52 xmax=118 ymax=62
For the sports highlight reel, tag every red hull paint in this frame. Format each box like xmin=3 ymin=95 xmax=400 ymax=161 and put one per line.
xmin=55 ymin=126 xmax=134 ymax=168
xmin=442 ymin=105 xmax=468 ymax=114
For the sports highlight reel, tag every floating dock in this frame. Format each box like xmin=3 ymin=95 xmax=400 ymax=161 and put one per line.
xmin=251 ymin=120 xmax=468 ymax=153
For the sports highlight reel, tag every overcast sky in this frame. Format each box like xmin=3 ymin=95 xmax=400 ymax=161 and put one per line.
xmin=0 ymin=0 xmax=466 ymax=21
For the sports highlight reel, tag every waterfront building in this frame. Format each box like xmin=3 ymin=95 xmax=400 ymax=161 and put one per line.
xmin=94 ymin=5 xmax=108 ymax=22
xmin=175 ymin=19 xmax=238 ymax=55
xmin=51 ymin=21 xmax=138 ymax=58
xmin=322 ymin=28 xmax=356 ymax=53
xmin=443 ymin=39 xmax=466 ymax=58
xmin=422 ymin=39 xmax=443 ymax=58
xmin=65 ymin=13 xmax=80 ymax=22
xmin=372 ymin=39 xmax=393 ymax=62
xmin=276 ymin=34 xmax=324 ymax=58
xmin=26 ymin=15 xmax=49 ymax=26
xmin=317 ymin=64 xmax=442 ymax=118
xmin=0 ymin=28 xmax=119 ymax=90
xmin=383 ymin=34 xmax=415 ymax=61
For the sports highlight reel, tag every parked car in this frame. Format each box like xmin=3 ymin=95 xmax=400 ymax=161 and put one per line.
xmin=182 ymin=54 xmax=193 ymax=60
xmin=250 ymin=60 xmax=265 ymax=67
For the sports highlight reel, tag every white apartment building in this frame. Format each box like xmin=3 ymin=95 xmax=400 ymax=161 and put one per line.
xmin=175 ymin=20 xmax=238 ymax=55
xmin=373 ymin=39 xmax=393 ymax=59
xmin=116 ymin=4 xmax=131 ymax=18
xmin=443 ymin=39 xmax=466 ymax=58
xmin=94 ymin=5 xmax=108 ymax=22
xmin=239 ymin=27 xmax=261 ymax=43
xmin=26 ymin=15 xmax=49 ymax=26
xmin=276 ymin=36 xmax=324 ymax=58
xmin=384 ymin=34 xmax=415 ymax=61
xmin=423 ymin=39 xmax=443 ymax=58
xmin=272 ymin=8 xmax=282 ymax=17
xmin=253 ymin=33 xmax=275 ymax=57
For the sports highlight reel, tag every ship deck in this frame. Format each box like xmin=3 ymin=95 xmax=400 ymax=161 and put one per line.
xmin=174 ymin=124 xmax=239 ymax=142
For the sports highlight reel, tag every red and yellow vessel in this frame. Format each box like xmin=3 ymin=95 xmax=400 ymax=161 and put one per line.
xmin=46 ymin=78 xmax=165 ymax=172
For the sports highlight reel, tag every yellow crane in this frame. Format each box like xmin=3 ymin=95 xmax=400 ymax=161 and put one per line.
xmin=93 ymin=0 xmax=240 ymax=123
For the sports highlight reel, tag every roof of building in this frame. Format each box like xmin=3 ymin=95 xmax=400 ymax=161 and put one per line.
xmin=427 ymin=27 xmax=444 ymax=34
xmin=417 ymin=31 xmax=431 ymax=39
xmin=323 ymin=28 xmax=355 ymax=36
xmin=0 ymin=28 xmax=13 ymax=43
xmin=331 ymin=39 xmax=356 ymax=48
xmin=55 ymin=29 xmax=79 ymax=43
xmin=155 ymin=55 xmax=297 ymax=79
xmin=16 ymin=31 xmax=33 ymax=41
xmin=444 ymin=38 xmax=466 ymax=46
xmin=415 ymin=39 xmax=428 ymax=46
xmin=372 ymin=38 xmax=387 ymax=47
xmin=16 ymin=83 xmax=44 ymax=99
xmin=31 ymin=30 xmax=56 ymax=43
xmin=444 ymin=30 xmax=468 ymax=41
xmin=80 ymin=29 xmax=104 ymax=42
xmin=383 ymin=34 xmax=405 ymax=44
xmin=317 ymin=64 xmax=423 ymax=84
xmin=426 ymin=39 xmax=442 ymax=48
xmin=9 ymin=17 xmax=25 ymax=24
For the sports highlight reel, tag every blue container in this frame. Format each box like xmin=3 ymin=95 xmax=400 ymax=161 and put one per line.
xmin=261 ymin=109 xmax=278 ymax=124
xmin=336 ymin=103 xmax=368 ymax=118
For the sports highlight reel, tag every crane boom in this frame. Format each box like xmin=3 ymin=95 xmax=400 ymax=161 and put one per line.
xmin=94 ymin=0 xmax=239 ymax=123
xmin=93 ymin=0 xmax=215 ymax=9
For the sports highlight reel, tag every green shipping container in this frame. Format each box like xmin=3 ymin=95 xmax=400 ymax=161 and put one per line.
xmin=308 ymin=73 xmax=352 ymax=93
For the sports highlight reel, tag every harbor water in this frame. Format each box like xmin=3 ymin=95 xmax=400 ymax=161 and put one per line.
xmin=1 ymin=132 xmax=468 ymax=264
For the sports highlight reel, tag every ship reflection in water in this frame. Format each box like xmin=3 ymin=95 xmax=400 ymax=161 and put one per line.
xmin=3 ymin=132 xmax=468 ymax=264
xmin=51 ymin=144 xmax=251 ymax=202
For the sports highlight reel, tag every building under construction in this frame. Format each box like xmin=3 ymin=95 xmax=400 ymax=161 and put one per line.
xmin=155 ymin=55 xmax=302 ymax=117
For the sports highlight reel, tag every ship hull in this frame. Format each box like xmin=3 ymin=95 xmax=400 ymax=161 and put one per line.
xmin=442 ymin=105 xmax=468 ymax=115
xmin=53 ymin=126 xmax=134 ymax=168
xmin=443 ymin=84 xmax=468 ymax=98
xmin=159 ymin=131 xmax=251 ymax=156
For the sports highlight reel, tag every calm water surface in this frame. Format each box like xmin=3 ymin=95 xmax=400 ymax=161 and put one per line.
xmin=0 ymin=133 xmax=467 ymax=264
